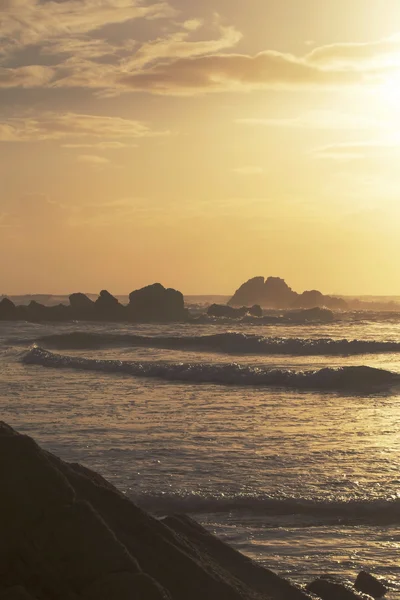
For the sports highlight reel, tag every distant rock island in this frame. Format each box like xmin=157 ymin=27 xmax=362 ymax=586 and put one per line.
xmin=229 ymin=276 xmax=348 ymax=310
xmin=0 ymin=283 xmax=188 ymax=323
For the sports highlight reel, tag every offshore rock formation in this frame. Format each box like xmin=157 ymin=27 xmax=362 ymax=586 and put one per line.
xmin=128 ymin=283 xmax=187 ymax=322
xmin=229 ymin=277 xmax=347 ymax=310
xmin=207 ymin=304 xmax=263 ymax=318
xmin=0 ymin=422 xmax=388 ymax=600
xmin=0 ymin=284 xmax=188 ymax=323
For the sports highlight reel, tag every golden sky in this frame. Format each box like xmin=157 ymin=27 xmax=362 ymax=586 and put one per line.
xmin=1 ymin=0 xmax=400 ymax=295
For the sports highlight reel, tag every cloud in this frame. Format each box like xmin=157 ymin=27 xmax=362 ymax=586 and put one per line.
xmin=1 ymin=3 xmax=399 ymax=98
xmin=77 ymin=154 xmax=110 ymax=164
xmin=62 ymin=141 xmax=138 ymax=149
xmin=0 ymin=0 xmax=174 ymax=50
xmin=0 ymin=65 xmax=54 ymax=88
xmin=126 ymin=24 xmax=242 ymax=70
xmin=306 ymin=36 xmax=400 ymax=68
xmin=236 ymin=110 xmax=381 ymax=130
xmin=0 ymin=112 xmax=169 ymax=142
xmin=118 ymin=50 xmax=365 ymax=95
xmin=232 ymin=166 xmax=264 ymax=175
xmin=313 ymin=138 xmax=400 ymax=160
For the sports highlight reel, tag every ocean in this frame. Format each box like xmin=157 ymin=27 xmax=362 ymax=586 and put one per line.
xmin=1 ymin=312 xmax=400 ymax=594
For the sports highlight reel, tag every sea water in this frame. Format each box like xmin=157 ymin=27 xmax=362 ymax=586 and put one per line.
xmin=1 ymin=315 xmax=400 ymax=593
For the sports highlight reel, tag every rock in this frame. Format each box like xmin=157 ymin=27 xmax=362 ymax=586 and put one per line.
xmin=248 ymin=304 xmax=263 ymax=317
xmin=81 ymin=572 xmax=169 ymax=600
xmin=307 ymin=576 xmax=374 ymax=599
xmin=355 ymin=572 xmax=388 ymax=598
xmin=229 ymin=277 xmax=266 ymax=307
xmin=264 ymin=277 xmax=297 ymax=308
xmin=128 ymin=283 xmax=187 ymax=322
xmin=293 ymin=290 xmax=347 ymax=310
xmin=0 ymin=420 xmax=322 ymax=600
xmin=292 ymin=290 xmax=325 ymax=309
xmin=0 ymin=298 xmax=16 ymax=320
xmin=207 ymin=304 xmax=262 ymax=318
xmin=95 ymin=290 xmax=120 ymax=309
xmin=29 ymin=501 xmax=140 ymax=592
xmin=0 ymin=587 xmax=38 ymax=600
xmin=164 ymin=515 xmax=312 ymax=600
xmin=69 ymin=293 xmax=94 ymax=310
xmin=286 ymin=307 xmax=335 ymax=323
xmin=228 ymin=276 xmax=348 ymax=310
xmin=207 ymin=304 xmax=247 ymax=318
xmin=94 ymin=290 xmax=125 ymax=320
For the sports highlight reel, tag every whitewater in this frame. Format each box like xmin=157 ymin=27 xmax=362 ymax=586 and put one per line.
xmin=1 ymin=314 xmax=400 ymax=593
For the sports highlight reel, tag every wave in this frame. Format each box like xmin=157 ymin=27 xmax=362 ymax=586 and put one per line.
xmin=131 ymin=491 xmax=400 ymax=524
xmin=22 ymin=347 xmax=400 ymax=392
xmin=18 ymin=331 xmax=400 ymax=356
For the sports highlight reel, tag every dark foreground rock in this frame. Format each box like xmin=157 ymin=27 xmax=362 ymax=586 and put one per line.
xmin=1 ymin=422 xmax=317 ymax=600
xmin=0 ymin=423 xmax=394 ymax=600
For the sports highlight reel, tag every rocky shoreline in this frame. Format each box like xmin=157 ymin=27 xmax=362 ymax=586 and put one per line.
xmin=0 ymin=422 xmax=395 ymax=600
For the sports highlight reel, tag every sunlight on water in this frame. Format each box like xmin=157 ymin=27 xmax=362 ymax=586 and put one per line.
xmin=1 ymin=318 xmax=400 ymax=594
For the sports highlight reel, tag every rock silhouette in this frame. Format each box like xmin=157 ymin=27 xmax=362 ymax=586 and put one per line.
xmin=207 ymin=304 xmax=263 ymax=318
xmin=0 ymin=284 xmax=188 ymax=323
xmin=229 ymin=276 xmax=347 ymax=310
xmin=128 ymin=283 xmax=188 ymax=322
xmin=0 ymin=298 xmax=16 ymax=319
xmin=306 ymin=575 xmax=374 ymax=599
xmin=354 ymin=572 xmax=388 ymax=598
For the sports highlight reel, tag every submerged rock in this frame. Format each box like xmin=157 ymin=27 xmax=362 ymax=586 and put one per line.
xmin=0 ymin=421 xmax=318 ymax=600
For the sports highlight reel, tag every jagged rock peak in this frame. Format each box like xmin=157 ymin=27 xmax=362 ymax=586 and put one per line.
xmin=69 ymin=292 xmax=94 ymax=309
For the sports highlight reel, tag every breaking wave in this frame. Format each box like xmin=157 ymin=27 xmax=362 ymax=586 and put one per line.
xmin=22 ymin=347 xmax=400 ymax=392
xmin=19 ymin=331 xmax=400 ymax=356
xmin=132 ymin=491 xmax=400 ymax=524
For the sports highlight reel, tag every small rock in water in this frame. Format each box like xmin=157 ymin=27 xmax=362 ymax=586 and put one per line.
xmin=355 ymin=572 xmax=388 ymax=598
xmin=307 ymin=575 xmax=374 ymax=599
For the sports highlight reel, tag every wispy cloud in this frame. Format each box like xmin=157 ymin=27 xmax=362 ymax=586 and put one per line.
xmin=236 ymin=110 xmax=382 ymax=130
xmin=313 ymin=137 xmax=400 ymax=160
xmin=305 ymin=35 xmax=400 ymax=69
xmin=77 ymin=154 xmax=111 ymax=165
xmin=1 ymin=3 xmax=400 ymax=98
xmin=0 ymin=113 xmax=169 ymax=143
xmin=0 ymin=0 xmax=174 ymax=52
xmin=0 ymin=65 xmax=54 ymax=88
xmin=118 ymin=50 xmax=365 ymax=95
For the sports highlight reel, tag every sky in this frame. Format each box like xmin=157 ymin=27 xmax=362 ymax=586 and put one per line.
xmin=1 ymin=0 xmax=400 ymax=295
